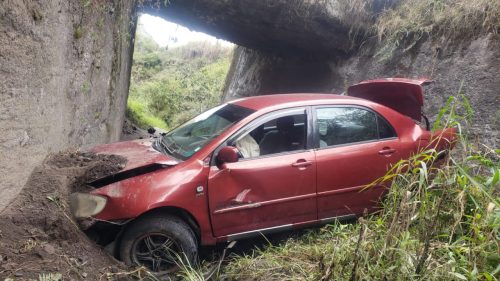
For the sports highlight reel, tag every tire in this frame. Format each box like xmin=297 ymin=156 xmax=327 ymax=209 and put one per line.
xmin=119 ymin=214 xmax=198 ymax=274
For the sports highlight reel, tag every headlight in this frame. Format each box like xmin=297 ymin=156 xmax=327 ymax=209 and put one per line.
xmin=69 ymin=193 xmax=107 ymax=218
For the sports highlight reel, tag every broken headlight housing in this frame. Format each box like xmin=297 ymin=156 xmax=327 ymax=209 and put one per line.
xmin=69 ymin=193 xmax=107 ymax=218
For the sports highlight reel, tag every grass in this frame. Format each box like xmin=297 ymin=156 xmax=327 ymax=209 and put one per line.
xmin=220 ymin=148 xmax=499 ymax=280
xmin=38 ymin=273 xmax=62 ymax=281
xmin=287 ymin=0 xmax=500 ymax=56
xmin=173 ymin=96 xmax=499 ymax=281
xmin=73 ymin=26 xmax=84 ymax=40
xmin=126 ymin=99 xmax=168 ymax=129
xmin=375 ymin=0 xmax=500 ymax=59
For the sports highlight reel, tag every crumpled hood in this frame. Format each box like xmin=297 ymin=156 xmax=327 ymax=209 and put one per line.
xmin=92 ymin=139 xmax=179 ymax=172
xmin=347 ymin=78 xmax=432 ymax=121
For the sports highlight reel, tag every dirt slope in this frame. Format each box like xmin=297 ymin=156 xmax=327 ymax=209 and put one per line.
xmin=0 ymin=152 xmax=131 ymax=280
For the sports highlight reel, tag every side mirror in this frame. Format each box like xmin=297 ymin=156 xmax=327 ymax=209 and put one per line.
xmin=217 ymin=146 xmax=239 ymax=165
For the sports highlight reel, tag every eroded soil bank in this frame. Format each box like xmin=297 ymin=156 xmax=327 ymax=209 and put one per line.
xmin=0 ymin=152 xmax=130 ymax=280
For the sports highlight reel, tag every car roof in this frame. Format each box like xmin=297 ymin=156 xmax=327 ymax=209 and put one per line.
xmin=229 ymin=93 xmax=365 ymax=111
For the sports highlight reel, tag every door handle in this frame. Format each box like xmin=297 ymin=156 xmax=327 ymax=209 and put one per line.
xmin=292 ymin=159 xmax=313 ymax=167
xmin=378 ymin=147 xmax=396 ymax=155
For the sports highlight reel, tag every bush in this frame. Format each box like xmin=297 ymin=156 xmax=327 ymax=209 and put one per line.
xmin=127 ymin=20 xmax=233 ymax=131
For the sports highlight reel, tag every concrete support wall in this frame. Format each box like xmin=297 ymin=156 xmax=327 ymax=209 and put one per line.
xmin=0 ymin=1 xmax=137 ymax=211
xmin=223 ymin=47 xmax=339 ymax=100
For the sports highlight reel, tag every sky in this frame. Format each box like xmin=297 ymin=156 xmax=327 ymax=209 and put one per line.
xmin=139 ymin=14 xmax=234 ymax=48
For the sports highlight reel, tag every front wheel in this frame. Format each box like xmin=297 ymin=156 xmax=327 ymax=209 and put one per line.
xmin=119 ymin=215 xmax=198 ymax=274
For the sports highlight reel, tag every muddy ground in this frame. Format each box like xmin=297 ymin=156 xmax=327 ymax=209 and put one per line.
xmin=0 ymin=152 xmax=134 ymax=280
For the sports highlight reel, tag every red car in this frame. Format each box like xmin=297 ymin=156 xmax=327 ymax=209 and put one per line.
xmin=69 ymin=78 xmax=456 ymax=273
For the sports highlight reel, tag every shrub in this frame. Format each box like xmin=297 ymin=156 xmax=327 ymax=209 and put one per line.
xmin=127 ymin=19 xmax=233 ymax=131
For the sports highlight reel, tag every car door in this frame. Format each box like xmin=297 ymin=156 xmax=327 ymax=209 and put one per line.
xmin=313 ymin=106 xmax=400 ymax=220
xmin=208 ymin=107 xmax=317 ymax=239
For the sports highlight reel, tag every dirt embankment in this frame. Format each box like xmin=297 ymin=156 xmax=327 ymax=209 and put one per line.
xmin=0 ymin=152 xmax=131 ymax=280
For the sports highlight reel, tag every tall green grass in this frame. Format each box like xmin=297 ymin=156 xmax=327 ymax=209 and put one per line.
xmin=126 ymin=99 xmax=168 ymax=129
xmin=173 ymin=96 xmax=498 ymax=281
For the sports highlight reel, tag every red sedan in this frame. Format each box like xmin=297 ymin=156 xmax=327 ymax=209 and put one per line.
xmin=69 ymin=78 xmax=456 ymax=273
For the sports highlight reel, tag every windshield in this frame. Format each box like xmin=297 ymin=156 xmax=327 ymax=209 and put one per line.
xmin=160 ymin=104 xmax=254 ymax=160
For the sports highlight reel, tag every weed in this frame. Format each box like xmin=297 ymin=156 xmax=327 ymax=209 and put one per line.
xmin=22 ymin=238 xmax=38 ymax=252
xmin=81 ymin=81 xmax=90 ymax=94
xmin=73 ymin=26 xmax=84 ymax=40
xmin=38 ymin=273 xmax=62 ymax=281
xmin=175 ymin=253 xmax=206 ymax=281
xmin=96 ymin=17 xmax=105 ymax=29
xmin=81 ymin=0 xmax=92 ymax=9
xmin=126 ymin=99 xmax=168 ymax=129
xmin=32 ymin=9 xmax=43 ymax=22
xmin=46 ymin=195 xmax=79 ymax=229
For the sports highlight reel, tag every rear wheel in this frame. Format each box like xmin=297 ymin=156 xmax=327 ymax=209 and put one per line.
xmin=119 ymin=215 xmax=198 ymax=274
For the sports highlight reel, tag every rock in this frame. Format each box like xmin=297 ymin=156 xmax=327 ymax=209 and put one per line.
xmin=0 ymin=262 xmax=15 ymax=271
xmin=43 ymin=243 xmax=56 ymax=255
xmin=19 ymin=131 xmax=29 ymax=147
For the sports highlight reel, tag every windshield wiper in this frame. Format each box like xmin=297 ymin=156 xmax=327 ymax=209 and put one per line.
xmin=161 ymin=135 xmax=181 ymax=154
xmin=154 ymin=138 xmax=171 ymax=155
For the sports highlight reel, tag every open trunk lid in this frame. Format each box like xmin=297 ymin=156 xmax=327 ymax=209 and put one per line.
xmin=347 ymin=78 xmax=432 ymax=121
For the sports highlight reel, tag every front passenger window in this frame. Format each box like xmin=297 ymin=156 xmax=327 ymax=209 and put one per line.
xmin=234 ymin=114 xmax=307 ymax=158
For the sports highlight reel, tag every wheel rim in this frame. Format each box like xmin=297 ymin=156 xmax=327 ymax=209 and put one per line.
xmin=131 ymin=232 xmax=182 ymax=273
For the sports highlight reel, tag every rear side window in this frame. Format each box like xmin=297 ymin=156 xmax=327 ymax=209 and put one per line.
xmin=377 ymin=116 xmax=397 ymax=139
xmin=316 ymin=107 xmax=397 ymax=148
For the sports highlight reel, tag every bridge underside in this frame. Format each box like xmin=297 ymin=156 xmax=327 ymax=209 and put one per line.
xmin=141 ymin=0 xmax=398 ymax=100
xmin=142 ymin=0 xmax=395 ymax=55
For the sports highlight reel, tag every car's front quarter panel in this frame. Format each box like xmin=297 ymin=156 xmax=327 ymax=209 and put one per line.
xmin=91 ymin=158 xmax=215 ymax=244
